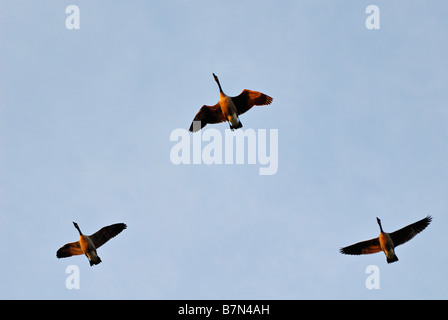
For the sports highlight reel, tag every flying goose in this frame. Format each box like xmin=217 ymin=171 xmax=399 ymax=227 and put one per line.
xmin=340 ymin=215 xmax=432 ymax=263
xmin=56 ymin=222 xmax=127 ymax=266
xmin=189 ymin=73 xmax=273 ymax=132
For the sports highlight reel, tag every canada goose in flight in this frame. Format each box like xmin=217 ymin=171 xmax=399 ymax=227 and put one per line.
xmin=189 ymin=73 xmax=273 ymax=132
xmin=56 ymin=222 xmax=127 ymax=266
xmin=340 ymin=215 xmax=432 ymax=263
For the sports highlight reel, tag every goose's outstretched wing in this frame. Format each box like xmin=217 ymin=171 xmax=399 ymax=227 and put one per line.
xmin=89 ymin=223 xmax=127 ymax=249
xmin=57 ymin=241 xmax=83 ymax=258
xmin=340 ymin=238 xmax=382 ymax=255
xmin=232 ymin=89 xmax=273 ymax=115
xmin=189 ymin=104 xmax=225 ymax=132
xmin=389 ymin=215 xmax=432 ymax=247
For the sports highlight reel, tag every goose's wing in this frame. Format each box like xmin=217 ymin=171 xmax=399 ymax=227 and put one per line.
xmin=89 ymin=223 xmax=127 ymax=249
xmin=389 ymin=215 xmax=432 ymax=247
xmin=339 ymin=237 xmax=382 ymax=255
xmin=56 ymin=241 xmax=83 ymax=258
xmin=189 ymin=104 xmax=225 ymax=132
xmin=231 ymin=89 xmax=273 ymax=115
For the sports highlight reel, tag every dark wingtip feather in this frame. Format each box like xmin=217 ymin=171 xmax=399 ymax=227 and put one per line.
xmin=189 ymin=121 xmax=202 ymax=132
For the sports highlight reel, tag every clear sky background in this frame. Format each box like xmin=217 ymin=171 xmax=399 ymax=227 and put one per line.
xmin=1 ymin=1 xmax=447 ymax=299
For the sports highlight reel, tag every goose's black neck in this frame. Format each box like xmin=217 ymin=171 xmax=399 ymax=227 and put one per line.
xmin=376 ymin=217 xmax=384 ymax=233
xmin=73 ymin=222 xmax=83 ymax=235
xmin=213 ymin=73 xmax=223 ymax=93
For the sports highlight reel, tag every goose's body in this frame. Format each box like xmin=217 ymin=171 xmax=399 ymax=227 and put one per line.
xmin=78 ymin=233 xmax=102 ymax=265
xmin=340 ymin=216 xmax=432 ymax=263
xmin=57 ymin=222 xmax=126 ymax=266
xmin=378 ymin=231 xmax=398 ymax=263
xmin=219 ymin=93 xmax=241 ymax=130
xmin=189 ymin=73 xmax=273 ymax=132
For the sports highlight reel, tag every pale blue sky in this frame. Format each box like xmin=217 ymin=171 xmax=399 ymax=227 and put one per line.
xmin=1 ymin=1 xmax=447 ymax=299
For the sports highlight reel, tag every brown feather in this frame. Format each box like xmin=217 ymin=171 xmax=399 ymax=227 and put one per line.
xmin=339 ymin=238 xmax=382 ymax=255
xmin=189 ymin=104 xmax=226 ymax=132
xmin=389 ymin=215 xmax=432 ymax=248
xmin=231 ymin=89 xmax=273 ymax=115
xmin=89 ymin=223 xmax=127 ymax=249
xmin=56 ymin=241 xmax=84 ymax=258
